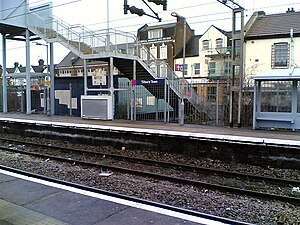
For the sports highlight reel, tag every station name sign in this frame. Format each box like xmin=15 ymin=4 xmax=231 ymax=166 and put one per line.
xmin=132 ymin=79 xmax=165 ymax=86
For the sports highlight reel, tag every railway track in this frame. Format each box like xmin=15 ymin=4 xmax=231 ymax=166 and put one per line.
xmin=0 ymin=137 xmax=299 ymax=205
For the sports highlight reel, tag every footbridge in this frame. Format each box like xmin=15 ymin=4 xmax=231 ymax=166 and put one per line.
xmin=0 ymin=0 xmax=202 ymax=122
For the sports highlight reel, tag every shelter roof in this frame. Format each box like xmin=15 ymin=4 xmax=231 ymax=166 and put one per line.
xmin=253 ymin=68 xmax=300 ymax=80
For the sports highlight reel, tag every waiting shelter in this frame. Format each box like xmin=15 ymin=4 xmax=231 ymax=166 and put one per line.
xmin=253 ymin=68 xmax=300 ymax=130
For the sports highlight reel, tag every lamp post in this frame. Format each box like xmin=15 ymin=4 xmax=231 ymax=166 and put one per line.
xmin=171 ymin=12 xmax=186 ymax=126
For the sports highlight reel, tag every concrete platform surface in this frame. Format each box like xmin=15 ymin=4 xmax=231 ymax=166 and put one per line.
xmin=0 ymin=170 xmax=225 ymax=225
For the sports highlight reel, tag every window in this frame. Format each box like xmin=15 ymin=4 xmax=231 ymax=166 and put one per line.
xmin=182 ymin=64 xmax=188 ymax=76
xmin=150 ymin=63 xmax=157 ymax=74
xmin=234 ymin=40 xmax=241 ymax=59
xmin=202 ymin=40 xmax=209 ymax=50
xmin=148 ymin=29 xmax=163 ymax=39
xmin=60 ymin=70 xmax=72 ymax=76
xmin=193 ymin=63 xmax=200 ymax=75
xmin=207 ymin=86 xmax=216 ymax=101
xmin=224 ymin=61 xmax=231 ymax=76
xmin=216 ymin=38 xmax=223 ymax=49
xmin=160 ymin=44 xmax=167 ymax=59
xmin=160 ymin=63 xmax=168 ymax=77
xmin=208 ymin=62 xmax=216 ymax=75
xmin=140 ymin=47 xmax=148 ymax=61
xmin=272 ymin=42 xmax=289 ymax=68
xmin=150 ymin=45 xmax=157 ymax=59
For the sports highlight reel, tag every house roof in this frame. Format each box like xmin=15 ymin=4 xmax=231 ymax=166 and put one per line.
xmin=200 ymin=25 xmax=232 ymax=40
xmin=18 ymin=67 xmax=27 ymax=73
xmin=246 ymin=11 xmax=300 ymax=39
xmin=175 ymin=35 xmax=202 ymax=58
xmin=213 ymin=25 xmax=232 ymax=39
xmin=6 ymin=68 xmax=16 ymax=74
xmin=57 ymin=52 xmax=107 ymax=68
xmin=138 ymin=23 xmax=177 ymax=32
xmin=32 ymin=65 xmax=46 ymax=73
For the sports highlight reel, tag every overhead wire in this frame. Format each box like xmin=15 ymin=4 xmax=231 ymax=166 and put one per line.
xmin=85 ymin=1 xmax=300 ymax=33
xmin=1 ymin=1 xmax=300 ymax=52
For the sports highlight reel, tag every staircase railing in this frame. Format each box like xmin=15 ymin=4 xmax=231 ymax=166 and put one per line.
xmin=27 ymin=11 xmax=201 ymax=109
xmin=93 ymin=28 xmax=202 ymax=106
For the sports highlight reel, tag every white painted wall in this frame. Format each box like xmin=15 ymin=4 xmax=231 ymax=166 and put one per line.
xmin=244 ymin=36 xmax=300 ymax=80
xmin=174 ymin=25 xmax=231 ymax=83
xmin=199 ymin=26 xmax=230 ymax=78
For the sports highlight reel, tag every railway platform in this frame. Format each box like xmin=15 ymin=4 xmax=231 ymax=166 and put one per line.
xmin=0 ymin=113 xmax=298 ymax=225
xmin=0 ymin=112 xmax=299 ymax=147
xmin=0 ymin=168 xmax=227 ymax=225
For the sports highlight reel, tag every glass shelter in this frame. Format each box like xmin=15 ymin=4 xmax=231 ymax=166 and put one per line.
xmin=253 ymin=68 xmax=300 ymax=130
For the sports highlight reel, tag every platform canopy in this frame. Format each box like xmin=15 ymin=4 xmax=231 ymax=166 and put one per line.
xmin=253 ymin=68 xmax=300 ymax=81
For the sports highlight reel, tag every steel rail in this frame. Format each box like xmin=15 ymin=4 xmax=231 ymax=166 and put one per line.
xmin=1 ymin=137 xmax=300 ymax=187
xmin=0 ymin=144 xmax=299 ymax=205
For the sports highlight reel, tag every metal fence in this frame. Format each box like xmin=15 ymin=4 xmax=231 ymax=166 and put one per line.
xmin=0 ymin=77 xmax=255 ymax=128
xmin=114 ymin=78 xmax=179 ymax=122
xmin=114 ymin=78 xmax=254 ymax=127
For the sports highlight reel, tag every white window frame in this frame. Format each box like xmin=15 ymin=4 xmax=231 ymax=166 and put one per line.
xmin=140 ymin=47 xmax=148 ymax=61
xmin=193 ymin=63 xmax=200 ymax=75
xmin=272 ymin=42 xmax=289 ymax=68
xmin=150 ymin=63 xmax=157 ymax=74
xmin=209 ymin=62 xmax=216 ymax=75
xmin=216 ymin=38 xmax=223 ymax=49
xmin=150 ymin=44 xmax=157 ymax=59
xmin=148 ymin=29 xmax=163 ymax=39
xmin=160 ymin=44 xmax=167 ymax=59
xmin=202 ymin=40 xmax=209 ymax=50
xmin=160 ymin=63 xmax=168 ymax=77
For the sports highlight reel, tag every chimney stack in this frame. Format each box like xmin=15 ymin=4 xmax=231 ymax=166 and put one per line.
xmin=38 ymin=59 xmax=45 ymax=66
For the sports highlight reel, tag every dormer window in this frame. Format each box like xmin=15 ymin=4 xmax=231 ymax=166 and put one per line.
xmin=148 ymin=29 xmax=163 ymax=39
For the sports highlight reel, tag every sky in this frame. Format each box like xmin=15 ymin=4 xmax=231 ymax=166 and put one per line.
xmin=1 ymin=0 xmax=300 ymax=67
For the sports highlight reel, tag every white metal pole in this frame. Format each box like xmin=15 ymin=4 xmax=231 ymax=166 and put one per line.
xmin=179 ymin=18 xmax=186 ymax=126
xmin=106 ymin=0 xmax=110 ymax=52
xmin=26 ymin=29 xmax=31 ymax=114
xmin=2 ymin=34 xmax=7 ymax=113
xmin=50 ymin=42 xmax=55 ymax=115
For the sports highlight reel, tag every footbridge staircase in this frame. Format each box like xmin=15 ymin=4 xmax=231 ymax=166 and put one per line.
xmin=27 ymin=12 xmax=202 ymax=121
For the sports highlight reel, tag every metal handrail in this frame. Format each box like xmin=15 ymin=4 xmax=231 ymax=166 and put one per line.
xmin=27 ymin=12 xmax=200 ymax=108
